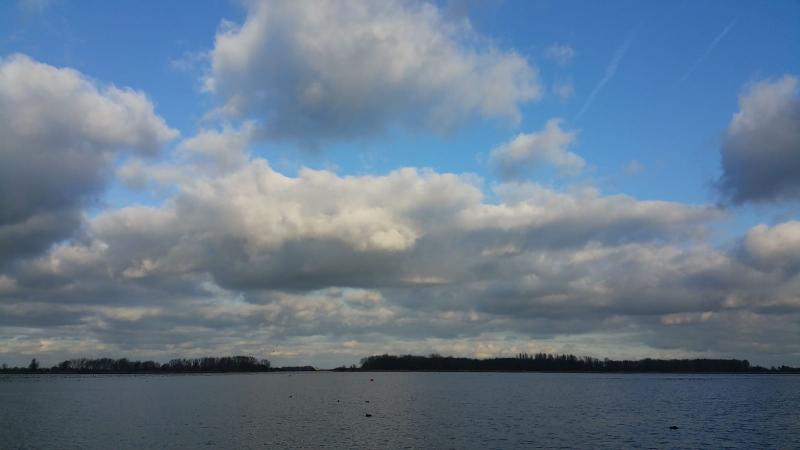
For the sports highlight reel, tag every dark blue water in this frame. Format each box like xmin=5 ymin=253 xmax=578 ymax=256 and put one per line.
xmin=1 ymin=372 xmax=798 ymax=449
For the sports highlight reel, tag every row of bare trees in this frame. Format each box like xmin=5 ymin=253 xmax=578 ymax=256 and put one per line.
xmin=1 ymin=356 xmax=273 ymax=373
xmin=356 ymin=353 xmax=785 ymax=372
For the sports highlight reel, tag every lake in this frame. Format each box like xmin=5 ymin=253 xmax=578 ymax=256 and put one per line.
xmin=1 ymin=372 xmax=798 ymax=449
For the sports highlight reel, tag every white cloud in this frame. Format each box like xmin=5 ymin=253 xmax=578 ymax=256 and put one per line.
xmin=6 ymin=151 xmax=799 ymax=366
xmin=2 ymin=43 xmax=800 ymax=367
xmin=4 ymin=156 xmax=720 ymax=299
xmin=490 ymin=119 xmax=585 ymax=178
xmin=743 ymin=221 xmax=800 ymax=270
xmin=717 ymin=75 xmax=800 ymax=203
xmin=0 ymin=54 xmax=177 ymax=264
xmin=177 ymin=122 xmax=255 ymax=172
xmin=465 ymin=183 xmax=718 ymax=241
xmin=8 ymin=156 xmax=718 ymax=298
xmin=204 ymin=0 xmax=541 ymax=144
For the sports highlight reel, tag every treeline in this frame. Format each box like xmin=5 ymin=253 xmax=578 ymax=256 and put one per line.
xmin=0 ymin=356 xmax=315 ymax=374
xmin=352 ymin=353 xmax=800 ymax=373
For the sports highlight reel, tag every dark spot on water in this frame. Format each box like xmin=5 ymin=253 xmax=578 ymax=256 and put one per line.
xmin=669 ymin=426 xmax=679 ymax=430
xmin=365 ymin=413 xmax=372 ymax=417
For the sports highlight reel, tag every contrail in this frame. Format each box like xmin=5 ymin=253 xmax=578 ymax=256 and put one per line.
xmin=679 ymin=18 xmax=738 ymax=83
xmin=575 ymin=29 xmax=637 ymax=121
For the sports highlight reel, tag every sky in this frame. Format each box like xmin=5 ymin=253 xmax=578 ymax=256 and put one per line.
xmin=0 ymin=0 xmax=799 ymax=368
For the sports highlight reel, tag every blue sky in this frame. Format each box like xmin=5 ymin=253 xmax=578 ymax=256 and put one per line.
xmin=0 ymin=0 xmax=799 ymax=367
xmin=174 ymin=0 xmax=786 ymax=243
xmin=5 ymin=0 xmax=797 ymax=205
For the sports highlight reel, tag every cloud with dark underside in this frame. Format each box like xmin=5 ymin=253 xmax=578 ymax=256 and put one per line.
xmin=20 ymin=155 xmax=800 ymax=365
xmin=490 ymin=119 xmax=585 ymax=179
xmin=0 ymin=55 xmax=177 ymax=264
xmin=2 ymin=7 xmax=800 ymax=367
xmin=203 ymin=0 xmax=541 ymax=145
xmin=717 ymin=75 xmax=800 ymax=204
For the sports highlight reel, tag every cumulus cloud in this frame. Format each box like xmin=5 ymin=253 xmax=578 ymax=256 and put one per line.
xmin=98 ymin=164 xmax=716 ymax=293
xmin=117 ymin=122 xmax=258 ymax=194
xmin=490 ymin=119 xmax=585 ymax=178
xmin=14 ymin=151 xmax=788 ymax=366
xmin=717 ymin=75 xmax=800 ymax=204
xmin=742 ymin=221 xmax=800 ymax=271
xmin=2 ymin=52 xmax=799 ymax=367
xmin=177 ymin=122 xmax=255 ymax=172
xmin=0 ymin=54 xmax=177 ymax=264
xmin=204 ymin=0 xmax=541 ymax=144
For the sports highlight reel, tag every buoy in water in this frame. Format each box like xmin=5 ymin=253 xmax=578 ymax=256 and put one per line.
xmin=365 ymin=413 xmax=372 ymax=417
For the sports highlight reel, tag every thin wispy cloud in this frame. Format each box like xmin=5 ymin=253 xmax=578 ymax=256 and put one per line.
xmin=680 ymin=18 xmax=737 ymax=83
xmin=575 ymin=29 xmax=637 ymax=121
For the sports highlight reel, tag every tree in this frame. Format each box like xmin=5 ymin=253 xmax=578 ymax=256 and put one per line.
xmin=28 ymin=358 xmax=39 ymax=371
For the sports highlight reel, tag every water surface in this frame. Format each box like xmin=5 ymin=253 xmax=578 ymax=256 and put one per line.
xmin=1 ymin=372 xmax=798 ymax=449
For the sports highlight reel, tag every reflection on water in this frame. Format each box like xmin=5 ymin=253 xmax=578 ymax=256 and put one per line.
xmin=1 ymin=372 xmax=798 ymax=449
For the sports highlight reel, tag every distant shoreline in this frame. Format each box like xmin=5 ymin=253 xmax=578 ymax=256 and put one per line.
xmin=2 ymin=369 xmax=800 ymax=375
xmin=0 ymin=356 xmax=313 ymax=375
xmin=329 ymin=368 xmax=800 ymax=375
xmin=3 ymin=353 xmax=798 ymax=375
xmin=0 ymin=368 xmax=315 ymax=375
xmin=347 ymin=353 xmax=800 ymax=374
